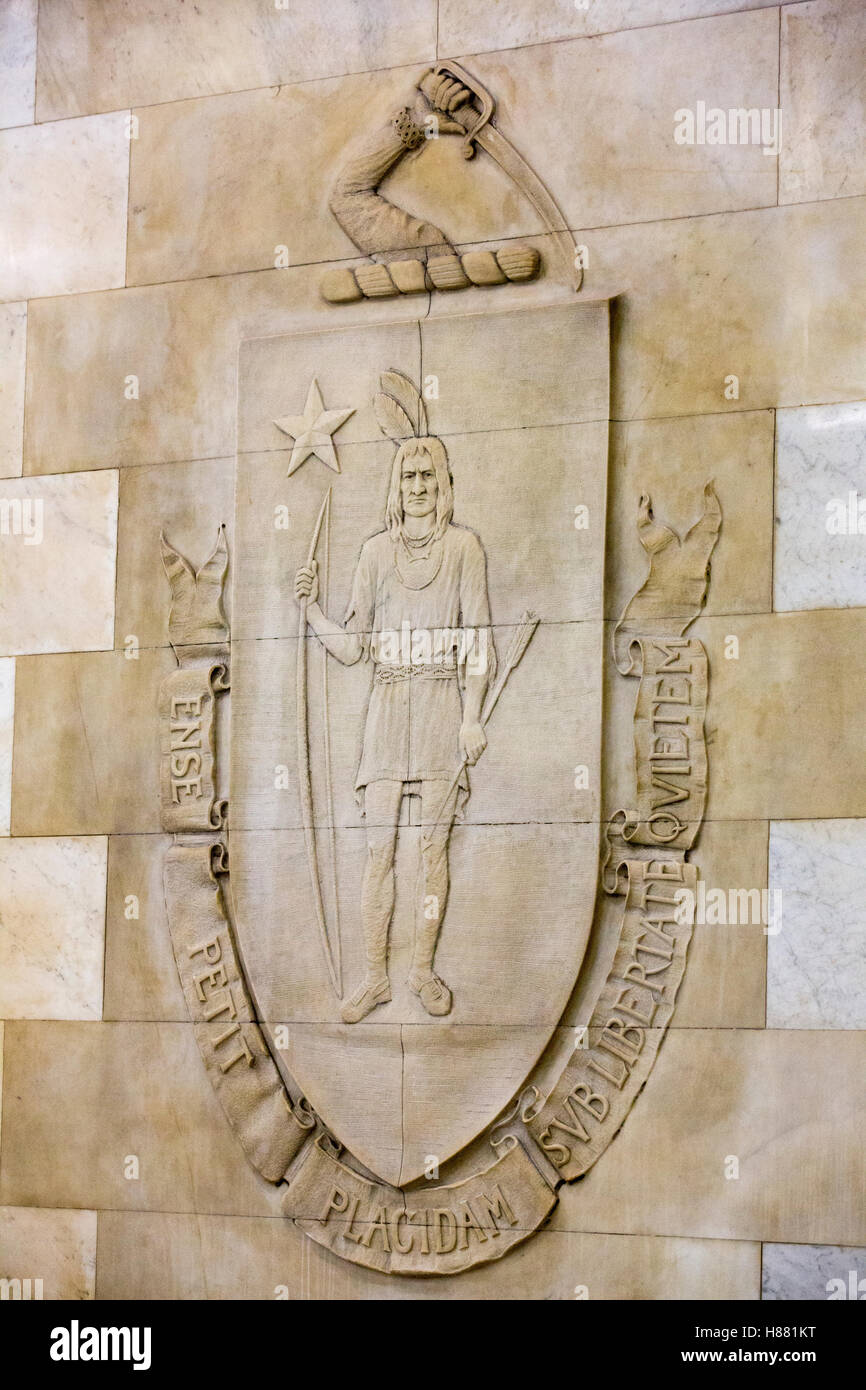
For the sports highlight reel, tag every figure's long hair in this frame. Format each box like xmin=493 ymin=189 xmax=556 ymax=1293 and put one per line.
xmin=385 ymin=436 xmax=453 ymax=542
xmin=373 ymin=371 xmax=453 ymax=542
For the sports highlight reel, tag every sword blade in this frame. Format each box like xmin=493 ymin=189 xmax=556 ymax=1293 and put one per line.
xmin=471 ymin=124 xmax=581 ymax=291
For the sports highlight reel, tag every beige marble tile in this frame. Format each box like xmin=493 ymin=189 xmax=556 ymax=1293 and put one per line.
xmin=0 ymin=470 xmax=118 ymax=657
xmin=762 ymin=1241 xmax=866 ymax=1300
xmin=35 ymin=0 xmax=437 ymax=121
xmin=781 ymin=0 xmax=866 ymax=205
xmin=774 ymin=402 xmax=866 ymax=612
xmin=0 ymin=1022 xmax=278 ymax=1218
xmin=0 ymin=1205 xmax=96 ymax=1300
xmin=675 ymin=820 xmax=768 ymax=1029
xmin=552 ymin=1029 xmax=866 ymax=1244
xmin=116 ymin=456 xmax=235 ymax=652
xmin=0 ymin=836 xmax=107 ymax=1021
xmin=0 ymin=0 xmax=37 ymax=129
xmin=608 ymin=410 xmax=774 ymax=620
xmin=24 ymin=266 xmax=426 ymax=476
xmin=442 ymin=13 xmax=779 ymax=234
xmin=439 ymin=0 xmax=779 ymax=53
xmin=103 ymin=834 xmax=187 ymax=1023
xmin=127 ymin=68 xmax=425 ymax=286
xmin=0 ymin=659 xmax=13 ymax=837
xmin=96 ymin=1208 xmax=760 ymax=1299
xmin=11 ymin=647 xmax=174 ymax=837
xmin=768 ymin=819 xmax=866 ymax=1029
xmin=126 ymin=12 xmax=778 ymax=287
xmin=439 ymin=197 xmax=866 ymax=419
xmin=604 ymin=610 xmax=866 ymax=825
xmin=0 ymin=113 xmax=129 ymax=303
xmin=0 ymin=302 xmax=26 ymax=477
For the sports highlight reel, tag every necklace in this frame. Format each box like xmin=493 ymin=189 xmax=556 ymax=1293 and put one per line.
xmin=393 ymin=531 xmax=444 ymax=589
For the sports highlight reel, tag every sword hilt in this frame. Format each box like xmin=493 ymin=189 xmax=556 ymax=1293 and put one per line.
xmin=429 ymin=61 xmax=495 ymax=160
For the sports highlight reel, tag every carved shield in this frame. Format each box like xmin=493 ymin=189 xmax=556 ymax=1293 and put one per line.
xmin=159 ymin=289 xmax=718 ymax=1274
xmin=229 ymin=303 xmax=608 ymax=1184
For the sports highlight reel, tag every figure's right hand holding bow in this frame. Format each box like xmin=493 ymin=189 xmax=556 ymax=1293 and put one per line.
xmin=294 ymin=559 xmax=319 ymax=608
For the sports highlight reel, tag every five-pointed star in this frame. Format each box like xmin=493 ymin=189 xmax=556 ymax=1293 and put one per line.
xmin=274 ymin=378 xmax=355 ymax=476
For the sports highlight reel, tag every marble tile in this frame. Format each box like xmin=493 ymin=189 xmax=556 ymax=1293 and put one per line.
xmin=0 ymin=659 xmax=13 ymax=836
xmin=103 ymin=834 xmax=187 ymax=1023
xmin=439 ymin=0 xmax=779 ymax=53
xmin=767 ymin=819 xmax=866 ymax=1029
xmin=774 ymin=402 xmax=866 ymax=613
xmin=96 ymin=1209 xmax=760 ymax=1299
xmin=552 ymin=1029 xmax=866 ymax=1244
xmin=11 ymin=647 xmax=175 ymax=837
xmin=23 ymin=265 xmax=426 ymax=476
xmin=437 ymin=197 xmax=866 ymax=420
xmin=0 ymin=1022 xmax=278 ymax=1218
xmin=609 ymin=410 xmax=774 ymax=621
xmin=128 ymin=68 xmax=421 ymax=285
xmin=0 ymin=0 xmax=37 ymax=129
xmin=0 ymin=837 xmax=107 ymax=1021
xmin=116 ymin=456 xmax=235 ymax=652
xmin=0 ymin=112 xmax=129 ymax=303
xmin=35 ymin=0 xmax=437 ymax=121
xmin=0 ymin=1206 xmax=96 ymax=1300
xmin=781 ymin=0 xmax=866 ymax=205
xmin=675 ymin=820 xmax=768 ymax=1029
xmin=603 ymin=610 xmax=866 ymax=825
xmin=762 ymin=1241 xmax=866 ymax=1300
xmin=0 ymin=470 xmax=118 ymax=657
xmin=126 ymin=12 xmax=778 ymax=287
xmin=0 ymin=302 xmax=26 ymax=477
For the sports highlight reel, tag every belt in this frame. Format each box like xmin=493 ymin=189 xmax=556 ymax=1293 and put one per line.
xmin=374 ymin=663 xmax=458 ymax=684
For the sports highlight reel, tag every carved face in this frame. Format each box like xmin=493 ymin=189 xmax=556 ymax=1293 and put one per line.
xmin=400 ymin=449 xmax=439 ymax=519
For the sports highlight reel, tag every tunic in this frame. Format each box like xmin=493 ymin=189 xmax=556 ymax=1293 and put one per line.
xmin=343 ymin=524 xmax=495 ymax=812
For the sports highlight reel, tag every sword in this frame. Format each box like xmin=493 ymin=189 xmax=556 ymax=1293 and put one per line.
xmin=421 ymin=63 xmax=582 ymax=292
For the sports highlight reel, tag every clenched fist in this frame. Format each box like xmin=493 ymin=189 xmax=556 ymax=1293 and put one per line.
xmin=417 ymin=69 xmax=473 ymax=134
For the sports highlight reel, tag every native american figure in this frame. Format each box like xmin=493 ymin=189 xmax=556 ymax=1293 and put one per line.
xmin=295 ymin=373 xmax=496 ymax=1023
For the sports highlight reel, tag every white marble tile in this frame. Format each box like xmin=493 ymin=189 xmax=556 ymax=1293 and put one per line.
xmin=0 ymin=470 xmax=118 ymax=656
xmin=767 ymin=819 xmax=866 ymax=1029
xmin=781 ymin=0 xmax=866 ymax=205
xmin=0 ymin=112 xmax=129 ymax=302
xmin=0 ymin=659 xmax=13 ymax=836
xmin=0 ymin=0 xmax=37 ymax=129
xmin=763 ymin=1242 xmax=866 ymax=1300
xmin=0 ymin=837 xmax=107 ymax=1020
xmin=0 ymin=1206 xmax=97 ymax=1300
xmin=0 ymin=302 xmax=26 ymax=478
xmin=774 ymin=402 xmax=866 ymax=612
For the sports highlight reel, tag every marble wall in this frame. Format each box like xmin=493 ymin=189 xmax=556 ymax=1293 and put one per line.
xmin=1 ymin=0 xmax=865 ymax=1300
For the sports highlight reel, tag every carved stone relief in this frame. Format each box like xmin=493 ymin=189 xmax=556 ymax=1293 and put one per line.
xmin=153 ymin=63 xmax=722 ymax=1276
xmin=157 ymin=293 xmax=720 ymax=1274
xmin=321 ymin=63 xmax=582 ymax=302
